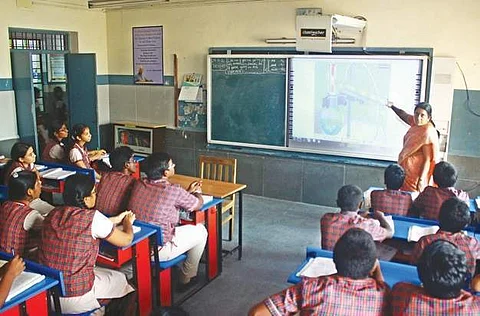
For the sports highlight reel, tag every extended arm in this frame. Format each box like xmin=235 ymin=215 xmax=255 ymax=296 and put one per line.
xmin=0 ymin=256 xmax=25 ymax=307
xmin=105 ymin=213 xmax=135 ymax=247
xmin=387 ymin=102 xmax=410 ymax=125
xmin=372 ymin=211 xmax=394 ymax=239
xmin=88 ymin=149 xmax=106 ymax=161
xmin=187 ymin=181 xmax=204 ymax=210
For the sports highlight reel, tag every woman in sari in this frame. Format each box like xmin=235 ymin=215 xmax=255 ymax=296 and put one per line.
xmin=387 ymin=102 xmax=439 ymax=192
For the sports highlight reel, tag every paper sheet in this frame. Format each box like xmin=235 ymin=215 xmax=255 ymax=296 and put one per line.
xmin=407 ymin=225 xmax=439 ymax=242
xmin=296 ymin=257 xmax=337 ymax=278
xmin=0 ymin=260 xmax=45 ymax=302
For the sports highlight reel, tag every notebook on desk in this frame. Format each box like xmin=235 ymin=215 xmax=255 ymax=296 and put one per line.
xmin=296 ymin=257 xmax=337 ymax=278
xmin=0 ymin=260 xmax=45 ymax=302
xmin=34 ymin=164 xmax=47 ymax=171
xmin=407 ymin=225 xmax=439 ymax=242
xmin=40 ymin=168 xmax=76 ymax=180
xmin=202 ymin=194 xmax=213 ymax=204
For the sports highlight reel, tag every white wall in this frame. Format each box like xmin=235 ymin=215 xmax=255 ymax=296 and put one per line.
xmin=105 ymin=0 xmax=480 ymax=90
xmin=1 ymin=0 xmax=109 ymax=77
xmin=0 ymin=0 xmax=109 ymax=141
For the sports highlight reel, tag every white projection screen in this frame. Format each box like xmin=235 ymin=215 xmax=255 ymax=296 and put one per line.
xmin=287 ymin=55 xmax=429 ymax=161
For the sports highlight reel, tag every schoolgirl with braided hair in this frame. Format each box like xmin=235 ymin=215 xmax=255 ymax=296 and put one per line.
xmin=3 ymin=142 xmax=54 ymax=216
xmin=0 ymin=170 xmax=43 ymax=258
xmin=66 ymin=124 xmax=106 ymax=181
xmin=38 ymin=173 xmax=137 ymax=314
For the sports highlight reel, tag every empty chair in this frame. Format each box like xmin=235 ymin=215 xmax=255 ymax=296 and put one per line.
xmin=199 ymin=155 xmax=237 ymax=241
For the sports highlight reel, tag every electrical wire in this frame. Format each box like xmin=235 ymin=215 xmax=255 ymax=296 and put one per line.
xmin=456 ymin=61 xmax=480 ymax=117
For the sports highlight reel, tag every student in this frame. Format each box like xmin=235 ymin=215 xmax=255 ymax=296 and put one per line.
xmin=411 ymin=197 xmax=480 ymax=276
xmin=96 ymin=146 xmax=137 ymax=216
xmin=67 ymin=123 xmax=106 ymax=180
xmin=249 ymin=228 xmax=389 ymax=316
xmin=371 ymin=164 xmax=413 ymax=216
xmin=38 ymin=174 xmax=136 ymax=314
xmin=321 ymin=185 xmax=393 ymax=250
xmin=391 ymin=240 xmax=480 ymax=315
xmin=0 ymin=255 xmax=25 ymax=307
xmin=409 ymin=161 xmax=469 ymax=220
xmin=41 ymin=120 xmax=68 ymax=163
xmin=3 ymin=142 xmax=54 ymax=216
xmin=3 ymin=142 xmax=37 ymax=185
xmin=0 ymin=171 xmax=43 ymax=258
xmin=128 ymin=152 xmax=207 ymax=289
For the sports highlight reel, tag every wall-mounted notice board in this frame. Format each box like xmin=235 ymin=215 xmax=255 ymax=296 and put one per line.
xmin=208 ymin=56 xmax=287 ymax=147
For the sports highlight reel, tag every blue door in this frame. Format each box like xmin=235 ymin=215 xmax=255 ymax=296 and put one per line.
xmin=10 ymin=51 xmax=38 ymax=152
xmin=65 ymin=53 xmax=99 ymax=149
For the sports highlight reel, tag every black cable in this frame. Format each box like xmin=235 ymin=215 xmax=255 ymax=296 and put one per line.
xmin=456 ymin=61 xmax=480 ymax=117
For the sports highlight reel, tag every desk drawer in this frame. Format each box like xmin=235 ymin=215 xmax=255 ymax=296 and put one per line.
xmin=97 ymin=246 xmax=133 ymax=269
xmin=180 ymin=210 xmax=205 ymax=226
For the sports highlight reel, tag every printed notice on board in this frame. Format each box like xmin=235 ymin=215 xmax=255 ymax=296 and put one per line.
xmin=133 ymin=26 xmax=164 ymax=84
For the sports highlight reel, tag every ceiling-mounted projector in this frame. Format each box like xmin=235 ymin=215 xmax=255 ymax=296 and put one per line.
xmin=331 ymin=14 xmax=367 ymax=30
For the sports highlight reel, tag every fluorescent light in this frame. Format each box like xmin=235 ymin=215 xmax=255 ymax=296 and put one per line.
xmin=88 ymin=0 xmax=167 ymax=9
xmin=88 ymin=0 xmax=285 ymax=9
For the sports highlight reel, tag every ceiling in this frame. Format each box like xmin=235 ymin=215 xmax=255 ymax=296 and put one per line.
xmin=31 ymin=0 xmax=284 ymax=10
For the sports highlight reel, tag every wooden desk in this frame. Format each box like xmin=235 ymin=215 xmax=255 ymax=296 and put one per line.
xmin=287 ymin=247 xmax=420 ymax=288
xmin=96 ymin=226 xmax=156 ymax=316
xmin=170 ymin=174 xmax=247 ymax=260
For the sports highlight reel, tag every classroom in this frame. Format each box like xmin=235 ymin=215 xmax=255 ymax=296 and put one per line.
xmin=0 ymin=0 xmax=480 ymax=315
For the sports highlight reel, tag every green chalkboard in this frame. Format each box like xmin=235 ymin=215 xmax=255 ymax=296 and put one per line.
xmin=209 ymin=56 xmax=287 ymax=146
xmin=449 ymin=89 xmax=480 ymax=157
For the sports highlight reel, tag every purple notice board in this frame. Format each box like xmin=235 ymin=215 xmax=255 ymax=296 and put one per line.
xmin=132 ymin=26 xmax=164 ymax=84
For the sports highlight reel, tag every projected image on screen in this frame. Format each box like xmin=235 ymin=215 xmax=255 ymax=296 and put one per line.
xmin=288 ymin=56 xmax=426 ymax=161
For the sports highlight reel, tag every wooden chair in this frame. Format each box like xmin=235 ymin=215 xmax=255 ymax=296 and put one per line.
xmin=199 ymin=155 xmax=237 ymax=241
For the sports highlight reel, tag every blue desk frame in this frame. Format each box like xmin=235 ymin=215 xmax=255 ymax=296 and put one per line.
xmin=391 ymin=215 xmax=477 ymax=241
xmin=287 ymin=247 xmax=420 ymax=288
xmin=0 ymin=253 xmax=61 ymax=315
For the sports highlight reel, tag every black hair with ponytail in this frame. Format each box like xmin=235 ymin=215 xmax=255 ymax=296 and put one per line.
xmin=63 ymin=173 xmax=95 ymax=209
xmin=7 ymin=170 xmax=37 ymax=201
xmin=65 ymin=123 xmax=89 ymax=157
xmin=4 ymin=142 xmax=33 ymax=178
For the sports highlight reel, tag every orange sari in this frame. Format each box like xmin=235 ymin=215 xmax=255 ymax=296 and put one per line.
xmin=398 ymin=116 xmax=439 ymax=192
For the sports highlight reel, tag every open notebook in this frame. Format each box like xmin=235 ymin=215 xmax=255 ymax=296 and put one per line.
xmin=296 ymin=257 xmax=337 ymax=278
xmin=407 ymin=225 xmax=439 ymax=242
xmin=0 ymin=260 xmax=45 ymax=302
xmin=39 ymin=168 xmax=76 ymax=180
xmin=202 ymin=195 xmax=213 ymax=204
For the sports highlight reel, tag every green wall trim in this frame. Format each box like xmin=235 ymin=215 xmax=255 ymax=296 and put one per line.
xmin=1 ymin=75 xmax=175 ymax=89
xmin=0 ymin=79 xmax=13 ymax=91
xmin=105 ymin=75 xmax=174 ymax=86
xmin=97 ymin=75 xmax=109 ymax=85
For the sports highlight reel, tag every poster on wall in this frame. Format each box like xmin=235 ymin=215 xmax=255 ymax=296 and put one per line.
xmin=48 ymin=54 xmax=66 ymax=82
xmin=132 ymin=26 xmax=164 ymax=84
